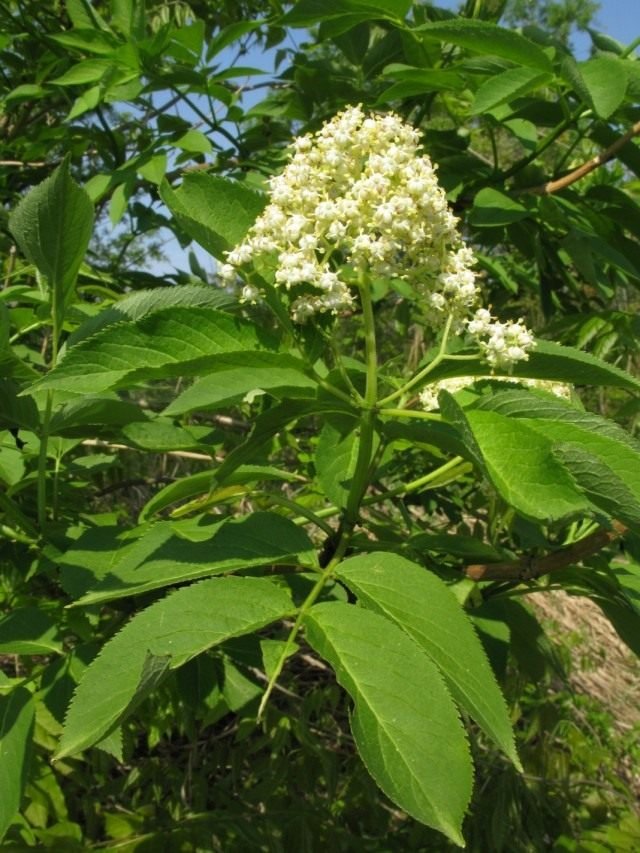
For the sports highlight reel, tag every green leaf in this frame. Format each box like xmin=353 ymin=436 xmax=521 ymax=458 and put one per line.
xmin=8 ymin=158 xmax=94 ymax=327
xmin=380 ymin=419 xmax=469 ymax=460
xmin=469 ymin=188 xmax=530 ymax=226
xmin=409 ymin=532 xmax=508 ymax=563
xmin=0 ymin=444 xmax=24 ymax=487
xmin=472 ymin=67 xmax=551 ymax=114
xmin=160 ymin=174 xmax=266 ymax=260
xmin=0 ymin=379 xmax=39 ymax=431
xmin=119 ymin=419 xmax=202 ymax=451
xmin=210 ymin=399 xmax=352 ymax=489
xmin=137 ymin=152 xmax=167 ymax=185
xmin=49 ymin=395 xmax=148 ymax=436
xmin=415 ymin=19 xmax=552 ymax=72
xmin=553 ymin=443 xmax=640 ymax=533
xmin=175 ymin=129 xmax=213 ymax=154
xmin=67 ymin=84 xmax=102 ymax=120
xmin=139 ymin=465 xmax=302 ymax=521
xmin=28 ymin=308 xmax=278 ymax=396
xmin=595 ymin=598 xmax=640 ymax=657
xmin=375 ymin=67 xmax=464 ymax=104
xmin=49 ymin=28 xmax=119 ymax=55
xmin=63 ymin=512 xmax=317 ymax=604
xmin=283 ymin=0 xmax=411 ymax=26
xmin=164 ymin=353 xmax=317 ymax=416
xmin=56 ymin=576 xmax=294 ymax=758
xmin=336 ymin=552 xmax=520 ymax=767
xmin=49 ymin=59 xmax=114 ymax=85
xmin=444 ymin=402 xmax=589 ymax=522
xmin=4 ymin=84 xmax=50 ymax=104
xmin=0 ymin=608 xmax=62 ymax=655
xmin=587 ymin=28 xmax=624 ymax=55
xmin=109 ymin=181 xmax=131 ymax=225
xmin=315 ymin=417 xmax=360 ymax=508
xmin=305 ymin=602 xmax=472 ymax=845
xmin=111 ymin=0 xmax=145 ymax=39
xmin=578 ymin=56 xmax=628 ymax=119
xmin=0 ymin=687 xmax=35 ymax=841
xmin=476 ymin=391 xmax=640 ymax=520
xmin=66 ymin=0 xmax=110 ymax=30
xmin=206 ymin=20 xmax=264 ymax=59
xmin=67 ymin=284 xmax=234 ymax=347
xmin=428 ymin=340 xmax=640 ymax=393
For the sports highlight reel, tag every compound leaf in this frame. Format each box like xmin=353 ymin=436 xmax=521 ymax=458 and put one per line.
xmin=305 ymin=601 xmax=472 ymax=846
xmin=336 ymin=552 xmax=520 ymax=767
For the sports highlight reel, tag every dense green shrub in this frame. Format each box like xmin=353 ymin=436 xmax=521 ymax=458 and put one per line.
xmin=1 ymin=1 xmax=639 ymax=848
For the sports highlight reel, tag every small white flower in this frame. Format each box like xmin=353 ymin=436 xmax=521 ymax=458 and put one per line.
xmin=241 ymin=284 xmax=260 ymax=302
xmin=218 ymin=263 xmax=236 ymax=283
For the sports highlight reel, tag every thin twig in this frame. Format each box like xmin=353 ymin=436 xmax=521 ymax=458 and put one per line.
xmin=521 ymin=121 xmax=640 ymax=196
xmin=0 ymin=159 xmax=47 ymax=167
xmin=464 ymin=521 xmax=626 ymax=581
xmin=81 ymin=439 xmax=221 ymax=462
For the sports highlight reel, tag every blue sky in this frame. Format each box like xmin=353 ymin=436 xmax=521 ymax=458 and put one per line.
xmin=575 ymin=0 xmax=640 ymax=56
xmin=156 ymin=1 xmax=640 ymax=276
xmin=434 ymin=0 xmax=639 ymax=56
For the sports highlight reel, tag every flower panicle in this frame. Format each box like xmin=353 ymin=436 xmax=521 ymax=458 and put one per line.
xmin=221 ymin=104 xmax=535 ymax=371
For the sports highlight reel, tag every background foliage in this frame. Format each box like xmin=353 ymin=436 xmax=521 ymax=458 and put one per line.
xmin=1 ymin=0 xmax=640 ymax=849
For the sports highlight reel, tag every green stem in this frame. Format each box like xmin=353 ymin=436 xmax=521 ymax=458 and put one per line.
xmin=360 ymin=273 xmax=378 ymax=408
xmin=325 ymin=333 xmax=364 ymax=403
xmin=378 ymin=313 xmax=454 ymax=407
xmin=345 ymin=409 xmax=376 ymax=525
xmin=259 ymin=492 xmax=334 ymax=536
xmin=309 ymin=370 xmax=355 ymax=405
xmin=256 ymin=530 xmax=349 ymax=721
xmin=374 ymin=455 xmax=468 ymax=501
xmin=36 ymin=395 xmax=53 ymax=531
xmin=293 ymin=454 xmax=470 ymax=526
xmin=499 ymin=104 xmax=588 ymax=184
xmin=36 ymin=294 xmax=60 ymax=532
xmin=344 ymin=276 xmax=379 ymax=523
xmin=9 ymin=320 xmax=47 ymax=344
xmin=258 ymin=273 xmax=380 ymax=719
xmin=0 ymin=524 xmax=36 ymax=545
xmin=379 ymin=408 xmax=442 ymax=421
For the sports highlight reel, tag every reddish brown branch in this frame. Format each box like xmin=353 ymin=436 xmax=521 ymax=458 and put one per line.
xmin=464 ymin=521 xmax=627 ymax=582
xmin=523 ymin=121 xmax=640 ymax=196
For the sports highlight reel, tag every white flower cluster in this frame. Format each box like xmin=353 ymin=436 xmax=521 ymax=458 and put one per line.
xmin=220 ymin=105 xmax=534 ymax=368
xmin=467 ymin=308 xmax=536 ymax=370
xmin=419 ymin=375 xmax=573 ymax=411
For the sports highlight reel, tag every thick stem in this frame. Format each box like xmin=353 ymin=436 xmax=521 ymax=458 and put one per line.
xmin=258 ymin=274 xmax=380 ymax=718
xmin=344 ymin=276 xmax=379 ymax=523
xmin=360 ymin=274 xmax=378 ymax=408
xmin=345 ymin=409 xmax=376 ymax=526
xmin=465 ymin=521 xmax=626 ymax=582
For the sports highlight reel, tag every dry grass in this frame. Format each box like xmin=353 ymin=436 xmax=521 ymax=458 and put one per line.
xmin=529 ymin=590 xmax=640 ymax=730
